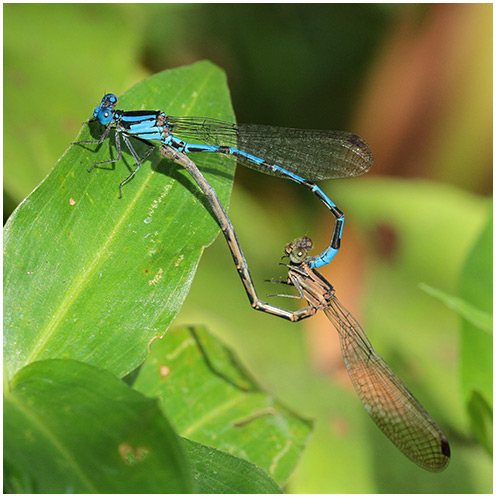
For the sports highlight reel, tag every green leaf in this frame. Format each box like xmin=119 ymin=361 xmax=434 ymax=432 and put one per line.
xmin=182 ymin=438 xmax=282 ymax=493
xmin=4 ymin=61 xmax=235 ymax=381
xmin=466 ymin=390 xmax=493 ymax=456
xmin=4 ymin=359 xmax=193 ymax=493
xmin=133 ymin=326 xmax=312 ymax=485
xmin=459 ymin=208 xmax=493 ymax=452
xmin=419 ymin=283 xmax=492 ymax=333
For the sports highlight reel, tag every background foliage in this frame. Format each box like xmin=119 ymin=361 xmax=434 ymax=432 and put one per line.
xmin=4 ymin=3 xmax=492 ymax=493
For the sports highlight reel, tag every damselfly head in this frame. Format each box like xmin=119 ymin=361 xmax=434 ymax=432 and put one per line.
xmin=284 ymin=236 xmax=313 ymax=264
xmin=92 ymin=93 xmax=118 ymax=125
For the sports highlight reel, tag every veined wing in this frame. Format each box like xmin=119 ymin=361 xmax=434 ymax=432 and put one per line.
xmin=167 ymin=116 xmax=373 ymax=181
xmin=324 ymin=296 xmax=450 ymax=472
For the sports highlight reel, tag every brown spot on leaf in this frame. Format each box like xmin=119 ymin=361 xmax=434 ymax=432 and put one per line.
xmin=118 ymin=443 xmax=149 ymax=466
xmin=159 ymin=365 xmax=170 ymax=378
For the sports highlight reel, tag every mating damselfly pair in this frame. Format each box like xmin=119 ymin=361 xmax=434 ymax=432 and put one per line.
xmin=73 ymin=92 xmax=450 ymax=472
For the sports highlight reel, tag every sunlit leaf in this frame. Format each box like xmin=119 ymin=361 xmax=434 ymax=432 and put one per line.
xmin=133 ymin=326 xmax=312 ymax=485
xmin=4 ymin=61 xmax=235 ymax=381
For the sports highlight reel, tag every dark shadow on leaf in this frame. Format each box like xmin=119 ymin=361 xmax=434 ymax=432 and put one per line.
xmin=187 ymin=326 xmax=257 ymax=393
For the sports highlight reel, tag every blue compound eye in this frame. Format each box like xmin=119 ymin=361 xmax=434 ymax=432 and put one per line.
xmin=96 ymin=107 xmax=114 ymax=125
xmin=102 ymin=93 xmax=118 ymax=107
xmin=92 ymin=93 xmax=118 ymax=121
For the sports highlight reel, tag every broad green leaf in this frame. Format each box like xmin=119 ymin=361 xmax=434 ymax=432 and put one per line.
xmin=4 ymin=359 xmax=193 ymax=493
xmin=182 ymin=438 xmax=282 ymax=493
xmin=133 ymin=326 xmax=312 ymax=485
xmin=419 ymin=283 xmax=492 ymax=333
xmin=4 ymin=61 xmax=235 ymax=381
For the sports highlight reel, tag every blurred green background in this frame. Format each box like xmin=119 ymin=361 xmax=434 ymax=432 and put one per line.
xmin=4 ymin=3 xmax=492 ymax=493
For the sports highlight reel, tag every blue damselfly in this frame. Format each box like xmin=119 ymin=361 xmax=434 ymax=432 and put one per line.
xmin=74 ymin=93 xmax=373 ymax=270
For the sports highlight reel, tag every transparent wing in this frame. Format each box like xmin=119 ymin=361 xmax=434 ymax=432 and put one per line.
xmin=324 ymin=297 xmax=450 ymax=472
xmin=167 ymin=116 xmax=373 ymax=181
